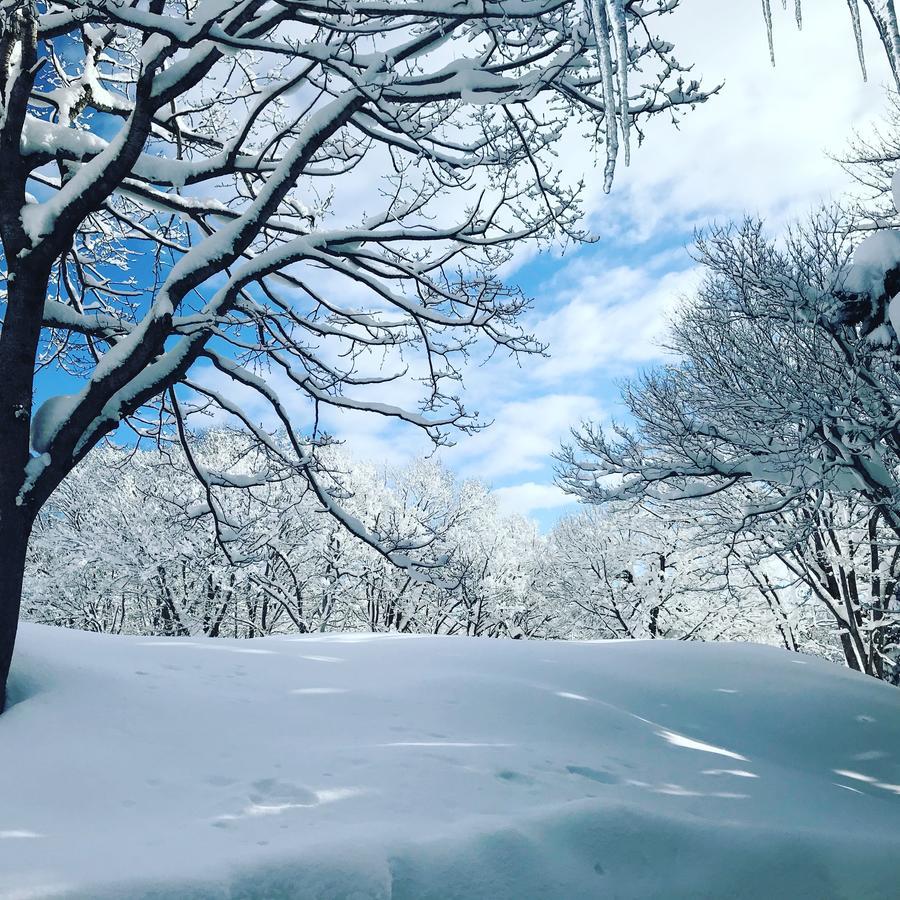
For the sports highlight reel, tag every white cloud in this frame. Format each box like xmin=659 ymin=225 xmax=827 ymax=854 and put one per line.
xmin=441 ymin=393 xmax=604 ymax=481
xmin=492 ymin=482 xmax=577 ymax=518
xmin=531 ymin=260 xmax=703 ymax=382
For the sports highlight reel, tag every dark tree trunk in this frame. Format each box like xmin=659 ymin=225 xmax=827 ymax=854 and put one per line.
xmin=0 ymin=261 xmax=51 ymax=712
xmin=648 ymin=552 xmax=666 ymax=639
xmin=0 ymin=508 xmax=33 ymax=712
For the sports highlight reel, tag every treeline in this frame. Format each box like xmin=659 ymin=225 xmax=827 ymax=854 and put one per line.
xmin=24 ymin=431 xmax=832 ymax=662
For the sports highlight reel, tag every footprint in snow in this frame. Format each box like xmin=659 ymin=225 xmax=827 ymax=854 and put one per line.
xmin=496 ymin=770 xmax=535 ymax=785
xmin=205 ymin=775 xmax=236 ymax=787
xmin=565 ymin=765 xmax=619 ymax=785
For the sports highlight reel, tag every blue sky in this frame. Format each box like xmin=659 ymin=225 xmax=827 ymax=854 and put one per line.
xmin=29 ymin=1 xmax=896 ymax=532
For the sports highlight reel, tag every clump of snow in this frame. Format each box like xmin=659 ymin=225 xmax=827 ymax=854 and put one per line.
xmin=2 ymin=626 xmax=900 ymax=898
xmin=16 ymin=453 xmax=51 ymax=506
xmin=844 ymin=165 xmax=900 ymax=306
xmin=29 ymin=394 xmax=80 ymax=454
xmin=185 ymin=501 xmax=212 ymax=519
xmin=842 ymin=230 xmax=900 ymax=296
xmin=866 ymin=322 xmax=893 ymax=346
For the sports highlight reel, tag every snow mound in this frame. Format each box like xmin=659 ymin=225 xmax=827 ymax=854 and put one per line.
xmin=2 ymin=626 xmax=900 ymax=899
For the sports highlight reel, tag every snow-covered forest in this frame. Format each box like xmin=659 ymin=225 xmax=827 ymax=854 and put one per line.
xmin=22 ymin=433 xmax=826 ymax=653
xmin=5 ymin=1 xmax=900 ymax=897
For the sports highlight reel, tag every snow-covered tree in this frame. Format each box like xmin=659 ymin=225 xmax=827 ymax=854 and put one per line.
xmin=0 ymin=0 xmax=716 ymax=707
xmin=540 ymin=503 xmax=803 ymax=646
xmin=25 ymin=434 xmax=551 ymax=639
xmin=744 ymin=493 xmax=900 ymax=679
xmin=557 ymin=216 xmax=900 ymax=679
xmin=24 ymin=433 xmax=295 ymax=635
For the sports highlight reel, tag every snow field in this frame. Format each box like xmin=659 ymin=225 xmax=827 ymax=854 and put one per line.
xmin=2 ymin=626 xmax=900 ymax=899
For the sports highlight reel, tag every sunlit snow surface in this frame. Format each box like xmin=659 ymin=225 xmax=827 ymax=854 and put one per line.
xmin=3 ymin=626 xmax=900 ymax=899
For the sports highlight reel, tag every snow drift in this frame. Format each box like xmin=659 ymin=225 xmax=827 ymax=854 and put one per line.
xmin=2 ymin=625 xmax=899 ymax=899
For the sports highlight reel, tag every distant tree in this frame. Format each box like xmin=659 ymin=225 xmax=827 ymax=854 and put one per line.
xmin=25 ymin=434 xmax=552 ymax=639
xmin=0 ymin=0 xmax=715 ymax=707
xmin=540 ymin=503 xmax=799 ymax=646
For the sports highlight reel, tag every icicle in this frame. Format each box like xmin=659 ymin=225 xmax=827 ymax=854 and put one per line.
xmin=795 ymin=0 xmax=802 ymax=29
xmin=883 ymin=0 xmax=900 ymax=90
xmin=608 ymin=0 xmax=630 ymax=168
xmin=761 ymin=0 xmax=775 ymax=65
xmin=588 ymin=0 xmax=619 ymax=192
xmin=847 ymin=0 xmax=868 ymax=80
